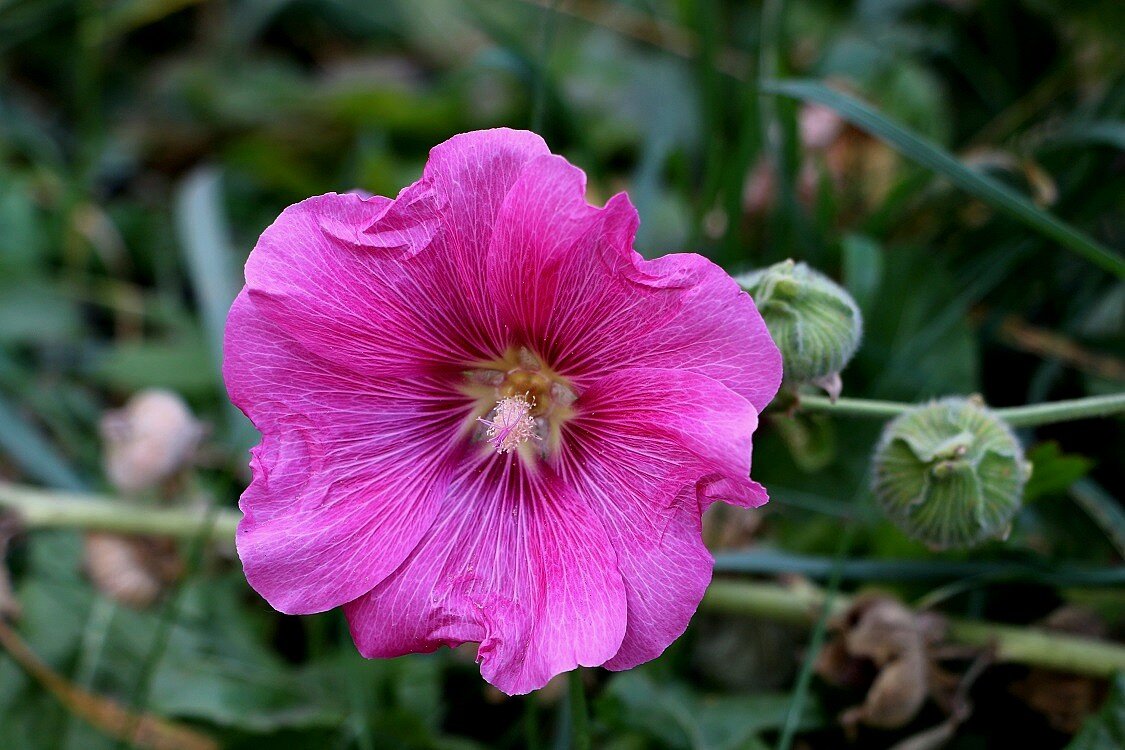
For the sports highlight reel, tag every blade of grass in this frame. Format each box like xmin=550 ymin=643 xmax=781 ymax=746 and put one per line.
xmin=118 ymin=494 xmax=222 ymax=750
xmin=174 ymin=167 xmax=237 ymax=378
xmin=524 ymin=691 xmax=542 ymax=750
xmin=758 ymin=0 xmax=803 ymax=256
xmin=763 ymin=79 xmax=1125 ymax=279
xmin=0 ymin=618 xmax=217 ymax=750
xmin=0 ymin=390 xmax=85 ymax=491
xmin=689 ymin=0 xmax=726 ymax=247
xmin=1069 ymin=479 xmax=1125 ymax=558
xmin=529 ymin=0 xmax=560 ymax=132
xmin=1041 ymin=121 xmax=1125 ymax=152
xmin=567 ymin=670 xmax=590 ymax=750
xmin=776 ymin=525 xmax=853 ymax=750
xmin=713 ymin=550 xmax=1125 ymax=587
xmin=174 ymin=167 xmax=256 ymax=450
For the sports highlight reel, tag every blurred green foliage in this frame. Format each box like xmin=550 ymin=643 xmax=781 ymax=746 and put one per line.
xmin=0 ymin=0 xmax=1123 ymax=748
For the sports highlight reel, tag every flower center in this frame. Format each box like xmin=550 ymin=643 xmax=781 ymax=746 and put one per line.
xmin=462 ymin=347 xmax=577 ymax=459
xmin=478 ymin=395 xmax=540 ymax=454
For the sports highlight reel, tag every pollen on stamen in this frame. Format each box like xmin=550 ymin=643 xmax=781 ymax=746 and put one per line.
xmin=478 ymin=395 xmax=541 ymax=454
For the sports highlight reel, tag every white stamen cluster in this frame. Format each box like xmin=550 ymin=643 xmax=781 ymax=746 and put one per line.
xmin=478 ymin=395 xmax=540 ymax=454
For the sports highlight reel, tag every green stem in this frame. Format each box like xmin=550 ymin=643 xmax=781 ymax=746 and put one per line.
xmin=703 ymin=580 xmax=1125 ymax=678
xmin=713 ymin=549 xmax=1125 ymax=587
xmin=0 ymin=483 xmax=238 ymax=545
xmin=5 ymin=481 xmax=1124 ymax=677
xmin=795 ymin=392 xmax=1125 ymax=427
xmin=794 ymin=395 xmax=912 ymax=419
xmin=997 ymin=392 xmax=1125 ymax=427
xmin=567 ymin=669 xmax=590 ymax=750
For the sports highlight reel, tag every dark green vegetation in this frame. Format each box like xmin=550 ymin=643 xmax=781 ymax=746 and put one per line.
xmin=0 ymin=1 xmax=1122 ymax=748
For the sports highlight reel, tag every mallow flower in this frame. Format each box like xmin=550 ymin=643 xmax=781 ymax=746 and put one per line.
xmin=224 ymin=129 xmax=782 ymax=695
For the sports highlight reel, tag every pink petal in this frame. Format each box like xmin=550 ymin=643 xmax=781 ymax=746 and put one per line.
xmin=483 ymin=156 xmax=782 ymax=411
xmin=243 ymin=190 xmax=481 ymax=376
xmin=224 ymin=291 xmax=463 ymax=614
xmin=420 ymin=128 xmax=550 ymax=261
xmin=619 ymin=251 xmax=782 ymax=413
xmin=561 ymin=368 xmax=769 ymax=669
xmin=244 ymin=131 xmax=555 ymax=375
xmin=345 ymin=456 xmax=628 ymax=695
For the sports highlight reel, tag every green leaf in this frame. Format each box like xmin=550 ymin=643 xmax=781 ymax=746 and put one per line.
xmin=863 ymin=245 xmax=980 ymax=398
xmin=773 ymin=414 xmax=838 ymax=473
xmin=763 ymin=79 xmax=1125 ymax=279
xmin=840 ymin=234 xmax=883 ymax=314
xmin=1044 ymin=121 xmax=1125 ymax=152
xmin=1069 ymin=479 xmax=1125 ymax=559
xmin=1024 ymin=442 xmax=1094 ymax=502
xmin=174 ymin=167 xmax=257 ymax=449
xmin=0 ymin=391 xmax=85 ymax=491
xmin=1066 ymin=673 xmax=1125 ymax=750
xmin=600 ymin=670 xmax=823 ymax=750
xmin=89 ymin=337 xmax=216 ymax=395
xmin=0 ymin=279 xmax=81 ymax=343
xmin=174 ymin=168 xmax=239 ymax=379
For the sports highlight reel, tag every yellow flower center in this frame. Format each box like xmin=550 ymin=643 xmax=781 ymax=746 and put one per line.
xmin=462 ymin=347 xmax=576 ymax=460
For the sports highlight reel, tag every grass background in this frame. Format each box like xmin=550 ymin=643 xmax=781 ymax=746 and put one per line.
xmin=0 ymin=0 xmax=1122 ymax=748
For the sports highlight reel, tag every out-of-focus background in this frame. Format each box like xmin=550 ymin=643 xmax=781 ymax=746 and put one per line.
xmin=0 ymin=1 xmax=1123 ymax=748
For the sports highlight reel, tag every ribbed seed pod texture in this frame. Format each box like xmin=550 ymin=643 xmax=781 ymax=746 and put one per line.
xmin=737 ymin=260 xmax=862 ymax=385
xmin=872 ymin=397 xmax=1031 ymax=549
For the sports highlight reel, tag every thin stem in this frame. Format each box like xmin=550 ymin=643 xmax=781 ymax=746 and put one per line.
xmin=702 ymin=580 xmax=1125 ymax=678
xmin=567 ymin=669 xmax=590 ymax=750
xmin=996 ymin=392 xmax=1125 ymax=427
xmin=713 ymin=549 xmax=1125 ymax=587
xmin=795 ymin=392 xmax=1125 ymax=427
xmin=794 ymin=394 xmax=913 ymax=419
xmin=0 ymin=483 xmax=238 ymax=544
xmin=5 ymin=481 xmax=1124 ymax=677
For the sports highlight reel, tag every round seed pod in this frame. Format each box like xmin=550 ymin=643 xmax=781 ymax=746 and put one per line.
xmin=872 ymin=396 xmax=1031 ymax=550
xmin=737 ymin=260 xmax=862 ymax=399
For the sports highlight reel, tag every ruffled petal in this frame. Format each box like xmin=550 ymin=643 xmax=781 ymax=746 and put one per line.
xmin=224 ymin=291 xmax=463 ymax=614
xmin=617 ymin=253 xmax=783 ymax=412
xmin=243 ymin=190 xmax=486 ymax=376
xmin=345 ymin=456 xmax=628 ymax=695
xmin=561 ymin=368 xmax=769 ymax=670
xmin=421 ymin=128 xmax=550 ymax=261
xmin=245 ymin=131 xmax=556 ymax=374
xmin=483 ymin=158 xmax=782 ymax=411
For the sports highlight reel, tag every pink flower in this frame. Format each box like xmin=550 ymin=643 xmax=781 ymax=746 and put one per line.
xmin=223 ymin=129 xmax=782 ymax=695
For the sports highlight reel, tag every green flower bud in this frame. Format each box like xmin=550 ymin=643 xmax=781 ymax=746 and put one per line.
xmin=872 ymin=396 xmax=1032 ymax=550
xmin=737 ymin=260 xmax=862 ymax=399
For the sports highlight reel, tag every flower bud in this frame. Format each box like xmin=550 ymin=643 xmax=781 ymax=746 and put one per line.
xmin=737 ymin=260 xmax=862 ymax=399
xmin=872 ymin=396 xmax=1031 ymax=550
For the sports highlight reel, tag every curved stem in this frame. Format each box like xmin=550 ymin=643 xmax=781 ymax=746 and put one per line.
xmin=0 ymin=483 xmax=238 ymax=545
xmin=794 ymin=392 xmax=1125 ymax=427
xmin=703 ymin=580 xmax=1125 ymax=678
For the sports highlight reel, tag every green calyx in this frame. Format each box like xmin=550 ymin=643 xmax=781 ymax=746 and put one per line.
xmin=872 ymin=396 xmax=1032 ymax=550
xmin=737 ymin=260 xmax=862 ymax=397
